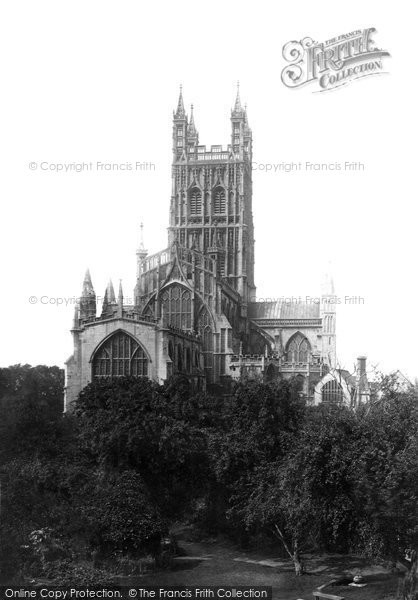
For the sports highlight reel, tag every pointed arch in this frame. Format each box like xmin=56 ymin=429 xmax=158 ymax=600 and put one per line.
xmin=91 ymin=330 xmax=149 ymax=379
xmin=314 ymin=371 xmax=352 ymax=406
xmin=212 ymin=186 xmax=226 ymax=214
xmin=188 ymin=186 xmax=202 ymax=215
xmin=285 ymin=332 xmax=311 ymax=363
xmin=160 ymin=283 xmax=192 ymax=329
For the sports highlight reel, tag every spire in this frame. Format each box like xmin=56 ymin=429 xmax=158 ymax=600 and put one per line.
xmin=102 ymin=279 xmax=117 ymax=317
xmin=187 ymin=103 xmax=199 ymax=145
xmin=79 ymin=268 xmax=96 ymax=320
xmin=243 ymin=103 xmax=251 ymax=133
xmin=117 ymin=280 xmax=123 ymax=317
xmin=174 ymin=84 xmax=186 ymax=119
xmin=188 ymin=104 xmax=197 ymax=135
xmin=108 ymin=279 xmax=116 ymax=303
xmin=137 ymin=221 xmax=148 ymax=260
xmin=232 ymin=81 xmax=244 ymax=117
xmin=82 ymin=268 xmax=95 ymax=297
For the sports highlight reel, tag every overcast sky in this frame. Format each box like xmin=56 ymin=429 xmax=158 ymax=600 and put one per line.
xmin=1 ymin=0 xmax=416 ymax=380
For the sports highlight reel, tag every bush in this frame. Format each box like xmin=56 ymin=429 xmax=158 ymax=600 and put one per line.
xmin=42 ymin=560 xmax=115 ymax=586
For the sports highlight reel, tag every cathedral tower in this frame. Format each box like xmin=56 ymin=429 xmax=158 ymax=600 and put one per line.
xmin=168 ymin=85 xmax=256 ymax=303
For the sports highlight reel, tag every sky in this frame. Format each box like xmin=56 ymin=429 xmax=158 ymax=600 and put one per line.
xmin=1 ymin=0 xmax=417 ymax=380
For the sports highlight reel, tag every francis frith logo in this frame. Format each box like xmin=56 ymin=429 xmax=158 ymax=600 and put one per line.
xmin=281 ymin=28 xmax=390 ymax=92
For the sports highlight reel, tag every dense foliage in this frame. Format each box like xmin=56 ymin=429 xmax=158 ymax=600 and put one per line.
xmin=0 ymin=365 xmax=417 ymax=594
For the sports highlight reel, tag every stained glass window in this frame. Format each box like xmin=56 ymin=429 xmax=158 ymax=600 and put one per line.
xmin=285 ymin=333 xmax=311 ymax=363
xmin=93 ymin=331 xmax=148 ymax=379
xmin=160 ymin=285 xmax=192 ymax=329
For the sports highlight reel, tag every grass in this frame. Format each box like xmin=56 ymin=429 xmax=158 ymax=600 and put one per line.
xmin=125 ymin=532 xmax=402 ymax=600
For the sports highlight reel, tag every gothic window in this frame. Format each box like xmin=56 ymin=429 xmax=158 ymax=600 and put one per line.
xmin=299 ymin=338 xmax=309 ymax=362
xmin=285 ymin=333 xmax=311 ymax=363
xmin=93 ymin=331 xmax=148 ymax=379
xmin=322 ymin=379 xmax=344 ymax=404
xmin=189 ymin=188 xmax=202 ymax=214
xmin=160 ymin=285 xmax=192 ymax=329
xmin=213 ymin=187 xmax=226 ymax=214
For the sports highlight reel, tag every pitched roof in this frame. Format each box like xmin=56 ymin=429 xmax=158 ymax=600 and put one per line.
xmin=248 ymin=300 xmax=321 ymax=320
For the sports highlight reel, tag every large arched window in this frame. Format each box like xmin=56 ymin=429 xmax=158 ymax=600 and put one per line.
xmin=213 ymin=187 xmax=226 ymax=214
xmin=322 ymin=379 xmax=344 ymax=404
xmin=189 ymin=188 xmax=202 ymax=215
xmin=160 ymin=285 xmax=192 ymax=329
xmin=285 ymin=333 xmax=311 ymax=363
xmin=92 ymin=331 xmax=148 ymax=378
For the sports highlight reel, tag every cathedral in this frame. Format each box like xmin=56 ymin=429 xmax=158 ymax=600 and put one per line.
xmin=65 ymin=86 xmax=368 ymax=411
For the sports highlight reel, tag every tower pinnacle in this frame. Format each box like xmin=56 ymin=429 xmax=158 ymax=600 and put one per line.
xmin=187 ymin=103 xmax=199 ymax=145
xmin=137 ymin=222 xmax=148 ymax=259
xmin=174 ymin=84 xmax=186 ymax=118
xmin=107 ymin=279 xmax=116 ymax=303
xmin=82 ymin=268 xmax=95 ymax=297
xmin=79 ymin=268 xmax=96 ymax=320
xmin=232 ymin=81 xmax=244 ymax=116
xmin=117 ymin=280 xmax=123 ymax=317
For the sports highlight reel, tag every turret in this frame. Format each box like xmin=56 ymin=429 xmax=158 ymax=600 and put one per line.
xmin=79 ymin=269 xmax=96 ymax=321
xmin=320 ymin=267 xmax=337 ymax=368
xmin=187 ymin=104 xmax=199 ymax=147
xmin=117 ymin=280 xmax=123 ymax=318
xmin=173 ymin=85 xmax=188 ymax=158
xmin=231 ymin=82 xmax=247 ymax=154
xmin=101 ymin=279 xmax=116 ymax=317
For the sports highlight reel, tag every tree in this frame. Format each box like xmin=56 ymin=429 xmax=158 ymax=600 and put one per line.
xmin=205 ymin=379 xmax=306 ymax=542
xmin=0 ymin=364 xmax=65 ymax=462
xmin=237 ymin=404 xmax=357 ymax=574
xmin=74 ymin=376 xmax=211 ymax=517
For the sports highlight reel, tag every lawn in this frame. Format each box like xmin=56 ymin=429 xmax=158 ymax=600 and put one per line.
xmin=125 ymin=531 xmax=402 ymax=600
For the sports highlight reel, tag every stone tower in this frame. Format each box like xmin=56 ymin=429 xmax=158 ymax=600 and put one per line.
xmin=168 ymin=84 xmax=256 ymax=305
